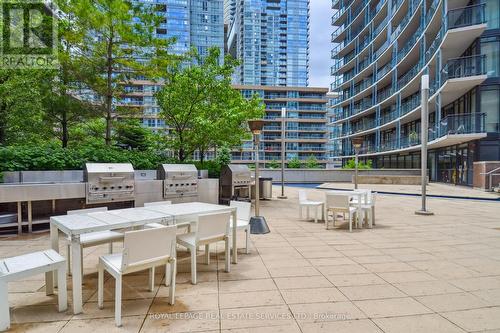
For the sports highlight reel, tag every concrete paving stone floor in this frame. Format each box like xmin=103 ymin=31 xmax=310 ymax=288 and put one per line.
xmin=1 ymin=185 xmax=500 ymax=333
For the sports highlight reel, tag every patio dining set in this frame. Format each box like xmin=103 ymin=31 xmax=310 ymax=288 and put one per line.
xmin=0 ymin=200 xmax=252 ymax=329
xmin=298 ymin=189 xmax=377 ymax=232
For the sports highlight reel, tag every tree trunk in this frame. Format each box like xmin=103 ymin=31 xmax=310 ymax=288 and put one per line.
xmin=105 ymin=32 xmax=114 ymax=146
xmin=178 ymin=131 xmax=185 ymax=161
xmin=199 ymin=148 xmax=205 ymax=165
xmin=0 ymin=104 xmax=6 ymax=145
xmin=61 ymin=110 xmax=68 ymax=148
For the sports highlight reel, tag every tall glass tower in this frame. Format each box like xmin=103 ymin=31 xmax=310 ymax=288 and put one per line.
xmin=121 ymin=0 xmax=225 ymax=131
xmin=153 ymin=0 xmax=224 ymax=58
xmin=226 ymin=0 xmax=310 ymax=87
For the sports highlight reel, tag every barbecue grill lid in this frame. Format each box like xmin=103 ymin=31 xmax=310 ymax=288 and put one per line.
xmin=157 ymin=164 xmax=198 ymax=180
xmin=84 ymin=163 xmax=134 ymax=174
xmin=223 ymin=164 xmax=250 ymax=173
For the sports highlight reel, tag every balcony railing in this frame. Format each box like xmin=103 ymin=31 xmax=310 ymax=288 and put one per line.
xmin=431 ymin=54 xmax=486 ymax=94
xmin=332 ymin=2 xmax=486 ymax=110
xmin=429 ymin=113 xmax=486 ymax=140
xmin=447 ymin=4 xmax=485 ymax=30
xmin=442 ymin=54 xmax=486 ymax=81
xmin=339 ymin=113 xmax=486 ymax=156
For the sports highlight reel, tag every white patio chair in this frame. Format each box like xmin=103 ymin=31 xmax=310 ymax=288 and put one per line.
xmin=230 ymin=200 xmax=252 ymax=254
xmin=361 ymin=192 xmax=377 ymax=227
xmin=176 ymin=212 xmax=231 ymax=284
xmin=350 ymin=191 xmax=376 ymax=227
xmin=325 ymin=194 xmax=358 ymax=232
xmin=66 ymin=207 xmax=124 ymax=275
xmin=98 ymin=226 xmax=177 ymax=327
xmin=298 ymin=190 xmax=325 ymax=223
xmin=0 ymin=250 xmax=67 ymax=331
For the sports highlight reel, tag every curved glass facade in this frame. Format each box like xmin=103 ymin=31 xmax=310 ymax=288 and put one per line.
xmin=330 ymin=0 xmax=500 ymax=185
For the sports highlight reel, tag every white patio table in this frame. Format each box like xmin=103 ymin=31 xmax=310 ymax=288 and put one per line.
xmin=49 ymin=202 xmax=237 ymax=314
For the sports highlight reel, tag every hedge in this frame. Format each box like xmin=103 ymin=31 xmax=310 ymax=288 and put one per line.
xmin=0 ymin=144 xmax=223 ymax=177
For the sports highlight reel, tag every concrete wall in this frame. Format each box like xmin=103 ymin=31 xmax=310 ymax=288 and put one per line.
xmin=261 ymin=169 xmax=422 ymax=183
xmin=473 ymin=161 xmax=500 ymax=190
xmin=356 ymin=175 xmax=427 ymax=185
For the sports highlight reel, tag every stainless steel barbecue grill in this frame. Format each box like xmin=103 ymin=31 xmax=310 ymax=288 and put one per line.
xmin=157 ymin=164 xmax=198 ymax=202
xmin=84 ymin=163 xmax=135 ymax=204
xmin=220 ymin=164 xmax=252 ymax=203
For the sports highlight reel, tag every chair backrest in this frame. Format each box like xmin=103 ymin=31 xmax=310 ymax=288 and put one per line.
xmin=370 ymin=192 xmax=377 ymax=204
xmin=196 ymin=212 xmax=231 ymax=243
xmin=121 ymin=225 xmax=176 ymax=272
xmin=359 ymin=190 xmax=371 ymax=204
xmin=144 ymin=201 xmax=172 ymax=207
xmin=67 ymin=207 xmax=108 ymax=215
xmin=325 ymin=194 xmax=350 ymax=211
xmin=230 ymin=201 xmax=251 ymax=222
xmin=298 ymin=190 xmax=307 ymax=203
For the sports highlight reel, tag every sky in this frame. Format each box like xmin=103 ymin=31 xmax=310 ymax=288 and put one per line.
xmin=309 ymin=1 xmax=334 ymax=89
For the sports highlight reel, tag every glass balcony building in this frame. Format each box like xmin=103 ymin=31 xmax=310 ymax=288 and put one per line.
xmin=226 ymin=0 xmax=310 ymax=87
xmin=330 ymin=0 xmax=500 ymax=186
xmin=231 ymin=86 xmax=329 ymax=167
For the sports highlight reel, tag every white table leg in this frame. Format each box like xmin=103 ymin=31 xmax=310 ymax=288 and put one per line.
xmin=57 ymin=266 xmax=68 ymax=312
xmin=71 ymin=236 xmax=83 ymax=314
xmin=49 ymin=224 xmax=59 ymax=289
xmin=0 ymin=280 xmax=10 ymax=331
xmin=231 ymin=210 xmax=237 ymax=264
xmin=165 ymin=245 xmax=176 ymax=287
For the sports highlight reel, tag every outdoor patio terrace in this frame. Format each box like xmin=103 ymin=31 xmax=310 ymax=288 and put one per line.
xmin=1 ymin=185 xmax=500 ymax=332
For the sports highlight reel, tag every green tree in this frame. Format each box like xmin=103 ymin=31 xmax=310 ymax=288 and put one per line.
xmin=288 ymin=157 xmax=302 ymax=169
xmin=0 ymin=70 xmax=49 ymax=145
xmin=266 ymin=160 xmax=280 ymax=169
xmin=215 ymin=145 xmax=232 ymax=167
xmin=343 ymin=158 xmax=373 ymax=170
xmin=305 ymin=155 xmax=319 ymax=169
xmin=41 ymin=3 xmax=101 ymax=148
xmin=156 ymin=47 xmax=264 ymax=161
xmin=114 ymin=119 xmax=153 ymax=151
xmin=65 ymin=0 xmax=176 ymax=145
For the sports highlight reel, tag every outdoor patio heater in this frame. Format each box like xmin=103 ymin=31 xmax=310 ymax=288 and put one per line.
xmin=247 ymin=119 xmax=270 ymax=234
xmin=351 ymin=137 xmax=364 ymax=190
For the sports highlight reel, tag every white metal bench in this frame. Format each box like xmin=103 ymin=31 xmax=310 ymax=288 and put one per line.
xmin=0 ymin=249 xmax=67 ymax=331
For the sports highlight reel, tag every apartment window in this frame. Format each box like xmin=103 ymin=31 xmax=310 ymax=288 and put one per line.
xmin=484 ymin=0 xmax=500 ymax=29
xmin=480 ymin=86 xmax=500 ymax=133
xmin=481 ymin=36 xmax=500 ymax=77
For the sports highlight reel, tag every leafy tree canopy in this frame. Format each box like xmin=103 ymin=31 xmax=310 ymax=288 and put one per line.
xmin=156 ymin=47 xmax=264 ymax=161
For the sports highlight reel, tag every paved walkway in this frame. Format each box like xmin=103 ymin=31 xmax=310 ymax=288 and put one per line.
xmin=319 ymin=182 xmax=500 ymax=200
xmin=1 ymin=186 xmax=500 ymax=332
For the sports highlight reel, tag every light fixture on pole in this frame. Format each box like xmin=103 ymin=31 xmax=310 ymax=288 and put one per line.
xmin=351 ymin=137 xmax=363 ymax=190
xmin=278 ymin=107 xmax=287 ymax=199
xmin=247 ymin=119 xmax=270 ymax=234
xmin=415 ymin=74 xmax=434 ymax=216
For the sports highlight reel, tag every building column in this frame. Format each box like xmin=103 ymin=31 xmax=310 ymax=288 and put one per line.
xmin=396 ymin=93 xmax=402 ymax=148
xmin=435 ymin=93 xmax=442 ymax=137
xmin=376 ymin=106 xmax=381 ymax=151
